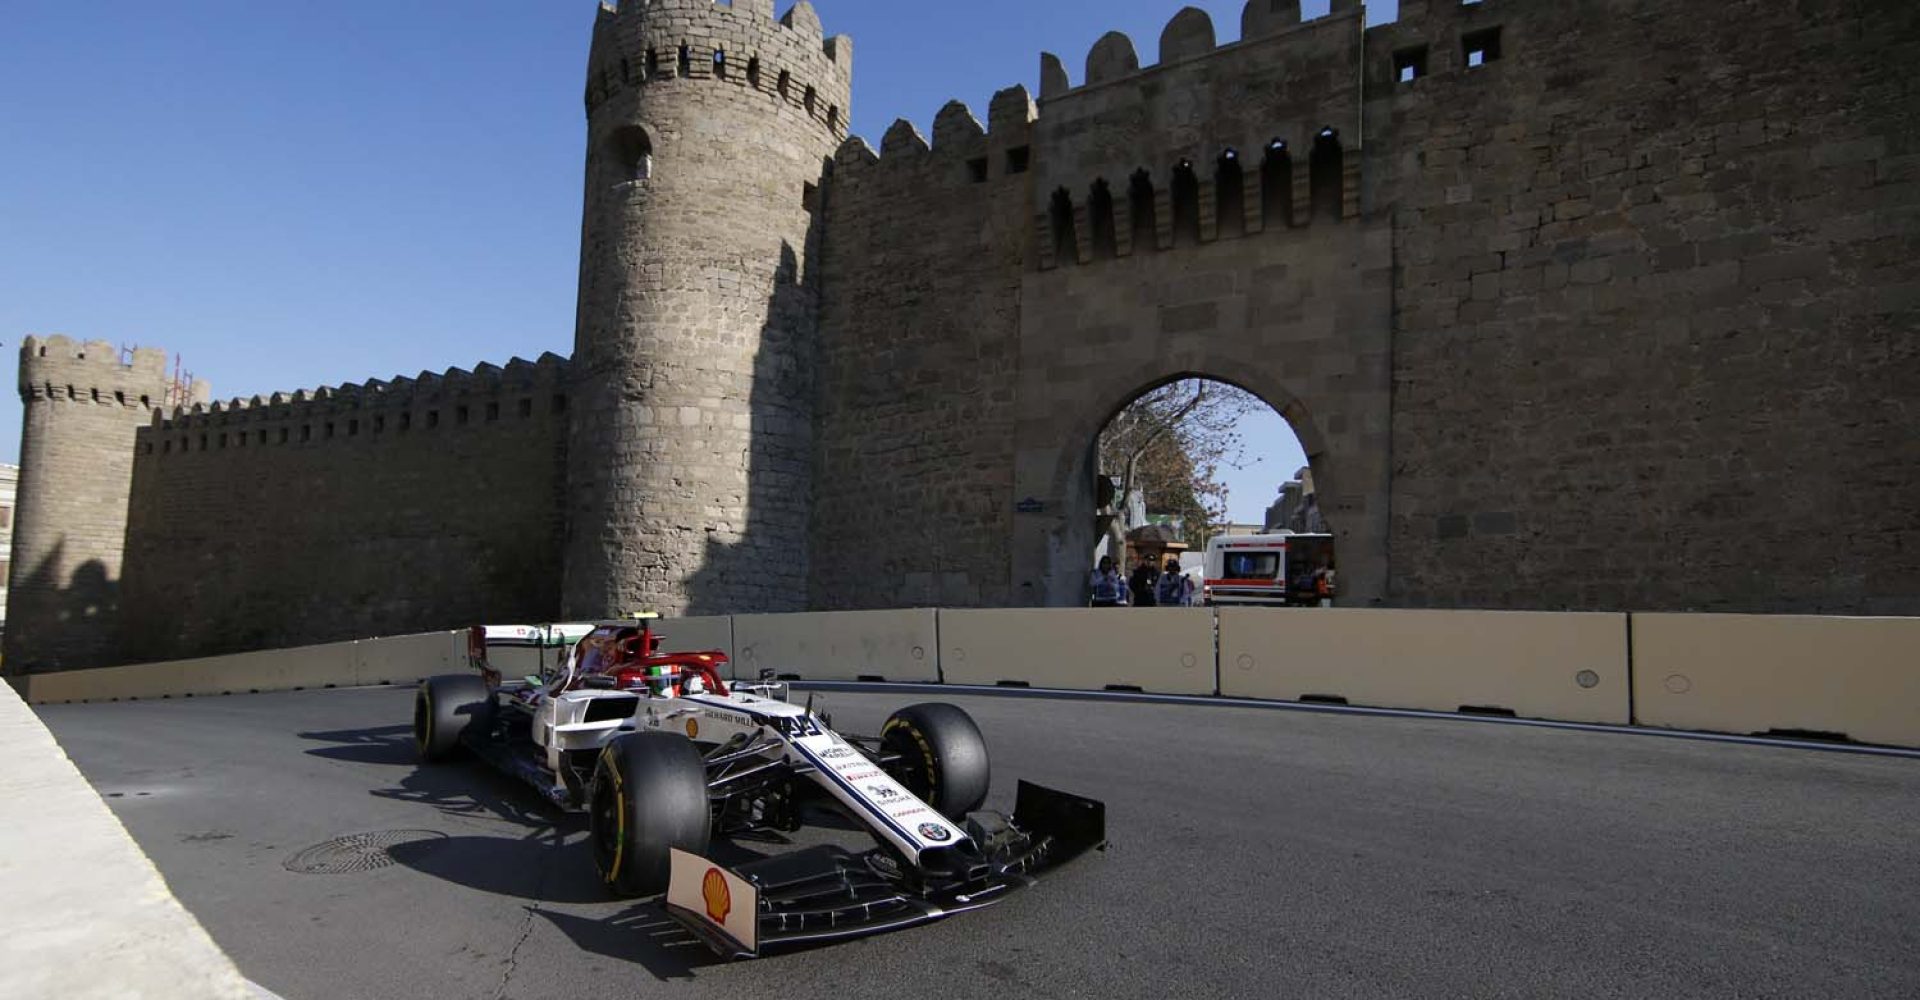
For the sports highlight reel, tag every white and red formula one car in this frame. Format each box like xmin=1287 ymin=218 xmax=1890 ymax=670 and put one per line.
xmin=413 ymin=616 xmax=1104 ymax=957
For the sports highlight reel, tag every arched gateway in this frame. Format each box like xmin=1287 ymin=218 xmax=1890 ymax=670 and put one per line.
xmin=1006 ymin=209 xmax=1393 ymax=608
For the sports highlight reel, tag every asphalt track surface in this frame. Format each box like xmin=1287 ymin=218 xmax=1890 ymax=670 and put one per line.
xmin=38 ymin=686 xmax=1920 ymax=1000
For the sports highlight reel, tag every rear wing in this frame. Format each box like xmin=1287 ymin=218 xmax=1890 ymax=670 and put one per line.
xmin=466 ymin=624 xmax=598 ymax=679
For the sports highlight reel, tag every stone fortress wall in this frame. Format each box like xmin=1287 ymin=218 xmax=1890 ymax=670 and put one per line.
xmin=6 ymin=0 xmax=1916 ymax=671
xmin=117 ymin=358 xmax=571 ymax=664
xmin=1367 ymin=0 xmax=1919 ymax=612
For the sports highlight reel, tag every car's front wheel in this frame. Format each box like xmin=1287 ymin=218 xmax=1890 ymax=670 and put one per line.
xmin=588 ymin=733 xmax=712 ymax=897
xmin=881 ymin=703 xmax=990 ymax=821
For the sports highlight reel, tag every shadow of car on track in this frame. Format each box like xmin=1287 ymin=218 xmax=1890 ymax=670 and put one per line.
xmin=529 ymin=903 xmax=719 ymax=981
xmin=298 ymin=724 xmax=418 ymax=766
xmin=372 ymin=757 xmax=568 ymax=830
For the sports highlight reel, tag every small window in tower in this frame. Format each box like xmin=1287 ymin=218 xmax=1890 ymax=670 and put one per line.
xmin=200 ymin=433 xmax=209 ymax=450
xmin=620 ymin=58 xmax=631 ymax=84
xmin=966 ymin=157 xmax=989 ymax=183
xmin=778 ymin=70 xmax=792 ymax=99
xmin=427 ymin=410 xmax=440 ymax=429
xmin=139 ymin=395 xmax=150 ymax=407
xmin=218 ymin=432 xmax=227 ymax=449
xmin=827 ymin=105 xmax=840 ymax=131
xmin=90 ymin=388 xmax=99 ymax=402
xmin=647 ymin=48 xmax=660 ymax=79
xmin=373 ymin=415 xmax=385 ymax=433
xmin=485 ymin=401 xmax=500 ymax=422
xmin=115 ymin=391 xmax=125 ymax=405
xmin=804 ymin=86 xmax=817 ymax=116
xmin=348 ymin=419 xmax=359 ymax=436
xmin=1006 ymin=146 xmax=1031 ymax=174
xmin=802 ymin=182 xmax=820 ymax=213
xmin=278 ymin=427 xmax=289 ymax=444
xmin=747 ymin=57 xmax=761 ymax=88
xmin=236 ymin=432 xmax=245 ymax=448
xmin=552 ymin=394 xmax=569 ymax=415
xmin=325 ymin=422 xmax=335 ymax=439
xmin=144 ymin=442 xmax=154 ymax=455
xmin=1464 ymin=27 xmax=1501 ymax=68
xmin=713 ymin=49 xmax=727 ymax=78
xmin=162 ymin=440 xmax=171 ymax=454
xmin=678 ymin=44 xmax=691 ymax=78
xmin=518 ymin=398 xmax=532 ymax=418
xmin=1394 ymin=46 xmax=1428 ymax=83
xmin=256 ymin=429 xmax=266 ymax=444
xmin=456 ymin=405 xmax=470 ymax=426
xmin=608 ymin=126 xmax=653 ymax=184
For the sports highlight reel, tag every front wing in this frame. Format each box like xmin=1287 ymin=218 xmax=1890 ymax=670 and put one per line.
xmin=665 ymin=780 xmax=1105 ymax=958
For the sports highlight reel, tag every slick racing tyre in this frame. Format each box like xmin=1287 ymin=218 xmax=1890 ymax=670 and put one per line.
xmin=881 ymin=703 xmax=990 ymax=821
xmin=414 ymin=674 xmax=493 ymax=762
xmin=589 ymin=732 xmax=712 ymax=897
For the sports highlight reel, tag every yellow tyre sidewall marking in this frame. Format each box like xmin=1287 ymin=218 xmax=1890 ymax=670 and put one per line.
xmin=883 ymin=721 xmax=939 ymax=799
xmin=604 ymin=755 xmax=626 ymax=885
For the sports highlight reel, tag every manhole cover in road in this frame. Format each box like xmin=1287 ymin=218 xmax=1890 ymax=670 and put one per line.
xmin=284 ymin=830 xmax=448 ymax=875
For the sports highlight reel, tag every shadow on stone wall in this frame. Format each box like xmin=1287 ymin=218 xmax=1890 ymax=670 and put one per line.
xmin=2 ymin=544 xmax=119 ymax=675
xmin=681 ymin=240 xmax=816 ymax=618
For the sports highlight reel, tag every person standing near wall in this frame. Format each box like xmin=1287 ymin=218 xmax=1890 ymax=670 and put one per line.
xmin=1155 ymin=556 xmax=1194 ymax=607
xmin=1088 ymin=557 xmax=1129 ymax=608
xmin=1312 ymin=557 xmax=1337 ymax=608
xmin=1130 ymin=557 xmax=1160 ymax=608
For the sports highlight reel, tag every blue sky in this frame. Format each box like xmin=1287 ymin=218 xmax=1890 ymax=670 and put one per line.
xmin=0 ymin=0 xmax=1395 ymax=521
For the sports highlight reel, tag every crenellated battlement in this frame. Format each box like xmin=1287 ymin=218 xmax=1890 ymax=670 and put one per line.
xmin=585 ymin=0 xmax=853 ymax=139
xmin=831 ymin=85 xmax=1035 ymax=187
xmin=135 ymin=353 xmax=571 ymax=458
xmin=18 ymin=335 xmax=177 ymax=408
xmin=1040 ymin=2 xmax=1362 ymax=99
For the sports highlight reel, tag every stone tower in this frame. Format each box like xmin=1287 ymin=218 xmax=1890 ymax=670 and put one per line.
xmin=5 ymin=337 xmax=187 ymax=673
xmin=562 ymin=0 xmax=851 ymax=619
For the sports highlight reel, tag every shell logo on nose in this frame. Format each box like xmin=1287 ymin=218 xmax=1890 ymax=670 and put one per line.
xmin=702 ymin=867 xmax=731 ymax=923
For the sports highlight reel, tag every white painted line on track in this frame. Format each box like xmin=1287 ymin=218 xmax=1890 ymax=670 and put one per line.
xmin=789 ymin=681 xmax=1920 ymax=761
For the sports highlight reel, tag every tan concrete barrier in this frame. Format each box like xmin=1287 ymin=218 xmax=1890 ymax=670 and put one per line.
xmin=25 ymin=631 xmax=468 ymax=704
xmin=939 ymin=608 xmax=1218 ymax=695
xmin=655 ymin=615 xmax=736 ymax=673
xmin=0 ymin=677 xmax=253 ymax=998
xmin=354 ymin=631 xmax=469 ymax=686
xmin=1218 ymin=608 xmax=1631 ymax=724
xmin=183 ymin=641 xmax=359 ymax=696
xmin=733 ymin=610 xmax=938 ymax=682
xmin=1632 ymin=614 xmax=1920 ymax=747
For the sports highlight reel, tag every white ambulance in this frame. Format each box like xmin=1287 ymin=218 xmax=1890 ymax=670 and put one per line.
xmin=1201 ymin=532 xmax=1335 ymax=607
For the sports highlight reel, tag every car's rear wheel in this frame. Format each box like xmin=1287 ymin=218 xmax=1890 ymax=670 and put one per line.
xmin=588 ymin=732 xmax=712 ymax=897
xmin=881 ymin=703 xmax=990 ymax=821
xmin=414 ymin=675 xmax=492 ymax=762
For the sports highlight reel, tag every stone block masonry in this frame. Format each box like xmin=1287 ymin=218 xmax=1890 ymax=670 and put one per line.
xmin=5 ymin=337 xmax=183 ymax=672
xmin=119 ymin=359 xmax=570 ymax=663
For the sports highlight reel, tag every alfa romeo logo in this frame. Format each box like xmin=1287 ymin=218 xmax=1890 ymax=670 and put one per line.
xmin=917 ymin=822 xmax=952 ymax=843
